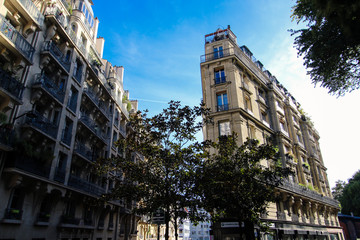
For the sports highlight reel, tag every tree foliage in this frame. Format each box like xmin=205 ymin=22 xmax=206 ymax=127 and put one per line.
xmin=197 ymin=135 xmax=291 ymax=239
xmin=331 ymin=180 xmax=346 ymax=201
xmin=96 ymin=101 xmax=209 ymax=240
xmin=291 ymin=0 xmax=360 ymax=96
xmin=340 ymin=170 xmax=360 ymax=216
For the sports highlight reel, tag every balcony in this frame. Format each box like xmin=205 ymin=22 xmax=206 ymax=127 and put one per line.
xmin=32 ymin=74 xmax=65 ymax=103
xmin=42 ymin=41 xmax=71 ymax=72
xmin=5 ymin=153 xmax=51 ymax=178
xmin=217 ymin=104 xmax=229 ymax=112
xmin=73 ymin=69 xmax=83 ymax=83
xmin=0 ymin=125 xmax=15 ymax=150
xmin=201 ymin=48 xmax=231 ymax=63
xmin=54 ymin=167 xmax=66 ymax=183
xmin=24 ymin=111 xmax=59 ymax=139
xmin=0 ymin=68 xmax=25 ymax=102
xmin=60 ymin=215 xmax=81 ymax=226
xmin=280 ymin=180 xmax=339 ymax=207
xmin=44 ymin=7 xmax=67 ymax=29
xmin=0 ymin=14 xmax=35 ymax=62
xmin=214 ymin=76 xmax=226 ymax=85
xmin=78 ymin=113 xmax=107 ymax=144
xmin=74 ymin=142 xmax=97 ymax=162
xmin=11 ymin=0 xmax=44 ymax=26
xmin=68 ymin=175 xmax=105 ymax=196
xmin=3 ymin=208 xmax=23 ymax=221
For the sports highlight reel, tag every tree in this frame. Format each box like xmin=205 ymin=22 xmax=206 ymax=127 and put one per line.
xmin=340 ymin=170 xmax=360 ymax=216
xmin=197 ymin=135 xmax=291 ymax=240
xmin=291 ymin=0 xmax=360 ymax=96
xmin=331 ymin=180 xmax=346 ymax=201
xmin=96 ymin=101 xmax=209 ymax=240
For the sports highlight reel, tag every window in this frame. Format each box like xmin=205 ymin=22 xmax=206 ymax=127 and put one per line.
xmin=213 ymin=46 xmax=223 ymax=59
xmin=258 ymin=88 xmax=266 ymax=101
xmin=244 ymin=96 xmax=252 ymax=113
xmin=218 ymin=121 xmax=230 ymax=136
xmin=67 ymin=86 xmax=78 ymax=112
xmin=6 ymin=188 xmax=25 ymax=220
xmin=214 ymin=69 xmax=225 ymax=84
xmin=216 ymin=93 xmax=228 ymax=111
xmin=261 ymin=111 xmax=268 ymax=123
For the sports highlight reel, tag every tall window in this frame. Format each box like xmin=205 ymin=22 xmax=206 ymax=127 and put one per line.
xmin=219 ymin=121 xmax=230 ymax=136
xmin=216 ymin=93 xmax=228 ymax=111
xmin=214 ymin=69 xmax=225 ymax=84
xmin=213 ymin=46 xmax=223 ymax=59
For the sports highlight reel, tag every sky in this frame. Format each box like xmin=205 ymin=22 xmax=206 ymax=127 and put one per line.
xmin=92 ymin=0 xmax=360 ymax=188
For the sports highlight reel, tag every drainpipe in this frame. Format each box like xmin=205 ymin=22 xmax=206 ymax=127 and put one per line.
xmin=114 ymin=207 xmax=119 ymax=240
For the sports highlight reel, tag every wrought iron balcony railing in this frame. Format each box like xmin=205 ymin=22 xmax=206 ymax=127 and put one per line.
xmin=0 ymin=68 xmax=25 ymax=100
xmin=54 ymin=167 xmax=66 ymax=183
xmin=33 ymin=74 xmax=65 ymax=103
xmin=280 ymin=180 xmax=339 ymax=207
xmin=17 ymin=0 xmax=44 ymax=25
xmin=24 ymin=110 xmax=59 ymax=139
xmin=74 ymin=142 xmax=96 ymax=162
xmin=5 ymin=152 xmax=51 ymax=178
xmin=0 ymin=14 xmax=35 ymax=62
xmin=60 ymin=215 xmax=81 ymax=225
xmin=201 ymin=48 xmax=232 ymax=63
xmin=79 ymin=113 xmax=108 ymax=144
xmin=68 ymin=175 xmax=105 ymax=196
xmin=4 ymin=208 xmax=23 ymax=220
xmin=42 ymin=41 xmax=71 ymax=72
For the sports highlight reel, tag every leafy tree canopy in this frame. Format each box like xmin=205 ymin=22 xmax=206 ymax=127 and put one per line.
xmin=95 ymin=101 xmax=210 ymax=240
xmin=291 ymin=0 xmax=360 ymax=96
xmin=340 ymin=170 xmax=360 ymax=216
xmin=197 ymin=135 xmax=291 ymax=238
xmin=331 ymin=180 xmax=346 ymax=201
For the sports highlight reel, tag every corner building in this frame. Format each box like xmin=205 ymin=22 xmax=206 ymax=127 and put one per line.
xmin=0 ymin=0 xmax=140 ymax=239
xmin=200 ymin=26 xmax=343 ymax=240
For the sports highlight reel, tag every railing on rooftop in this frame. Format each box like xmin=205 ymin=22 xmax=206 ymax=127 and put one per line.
xmin=0 ymin=14 xmax=35 ymax=62
xmin=17 ymin=0 xmax=44 ymax=25
xmin=205 ymin=28 xmax=236 ymax=44
xmin=42 ymin=41 xmax=71 ymax=72
xmin=32 ymin=74 xmax=65 ymax=103
xmin=0 ymin=68 xmax=25 ymax=100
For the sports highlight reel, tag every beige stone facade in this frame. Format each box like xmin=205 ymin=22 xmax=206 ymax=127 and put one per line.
xmin=200 ymin=26 xmax=343 ymax=240
xmin=0 ymin=0 xmax=139 ymax=239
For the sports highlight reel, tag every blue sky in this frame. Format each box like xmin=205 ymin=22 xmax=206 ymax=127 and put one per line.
xmin=92 ymin=0 xmax=360 ymax=188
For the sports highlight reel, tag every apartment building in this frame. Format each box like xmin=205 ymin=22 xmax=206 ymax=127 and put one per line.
xmin=0 ymin=0 xmax=140 ymax=239
xmin=200 ymin=26 xmax=343 ymax=240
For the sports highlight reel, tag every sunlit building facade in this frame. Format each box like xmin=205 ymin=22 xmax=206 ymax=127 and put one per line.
xmin=0 ymin=0 xmax=139 ymax=239
xmin=200 ymin=26 xmax=343 ymax=240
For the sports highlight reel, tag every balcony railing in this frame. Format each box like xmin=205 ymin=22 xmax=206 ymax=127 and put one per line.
xmin=280 ymin=180 xmax=339 ymax=207
xmin=54 ymin=167 xmax=66 ymax=183
xmin=0 ymin=68 xmax=25 ymax=100
xmin=79 ymin=113 xmax=107 ymax=143
xmin=5 ymin=152 xmax=51 ymax=178
xmin=24 ymin=110 xmax=59 ymax=139
xmin=214 ymin=76 xmax=226 ymax=85
xmin=217 ymin=104 xmax=229 ymax=112
xmin=42 ymin=41 xmax=71 ymax=72
xmin=32 ymin=74 xmax=65 ymax=103
xmin=201 ymin=48 xmax=231 ymax=63
xmin=83 ymin=87 xmax=100 ymax=105
xmin=17 ymin=0 xmax=44 ymax=25
xmin=61 ymin=215 xmax=81 ymax=225
xmin=67 ymin=97 xmax=77 ymax=113
xmin=0 ymin=126 xmax=15 ymax=148
xmin=0 ymin=14 xmax=35 ymax=62
xmin=68 ymin=175 xmax=105 ymax=196
xmin=3 ymin=208 xmax=23 ymax=220
xmin=74 ymin=142 xmax=97 ymax=162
